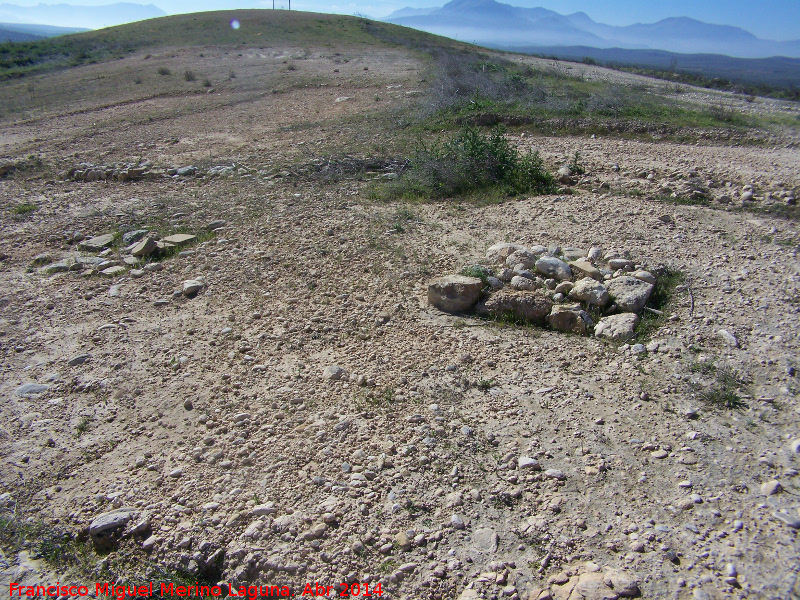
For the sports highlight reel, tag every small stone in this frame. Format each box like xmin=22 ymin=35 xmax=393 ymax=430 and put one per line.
xmin=791 ymin=439 xmax=800 ymax=454
xmin=183 ymin=400 xmax=193 ymax=410
xmin=569 ymin=260 xmax=603 ymax=281
xmin=67 ymin=354 xmax=91 ymax=366
xmin=182 ymin=279 xmax=204 ymax=296
xmin=535 ymin=256 xmax=572 ymax=281
xmin=544 ymin=469 xmax=566 ymax=480
xmin=518 ymin=456 xmax=541 ymax=470
xmin=323 ymin=365 xmax=346 ymax=381
xmin=631 ymin=270 xmax=656 ymax=285
xmin=760 ymin=480 xmax=781 ymax=496
xmin=717 ymin=329 xmax=739 ymax=348
xmin=450 ymin=514 xmax=466 ymax=529
xmin=207 ymin=219 xmax=227 ymax=230
xmin=651 ymin=449 xmax=668 ymax=459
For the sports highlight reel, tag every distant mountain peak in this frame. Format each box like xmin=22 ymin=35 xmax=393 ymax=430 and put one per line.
xmin=383 ymin=1 xmax=798 ymax=58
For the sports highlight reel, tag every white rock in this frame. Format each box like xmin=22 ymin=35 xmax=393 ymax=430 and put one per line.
xmin=717 ymin=329 xmax=739 ymax=348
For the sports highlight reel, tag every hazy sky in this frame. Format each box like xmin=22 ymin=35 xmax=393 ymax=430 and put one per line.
xmin=8 ymin=0 xmax=800 ymax=40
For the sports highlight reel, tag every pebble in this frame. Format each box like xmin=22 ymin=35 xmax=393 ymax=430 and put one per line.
xmin=717 ymin=329 xmax=739 ymax=348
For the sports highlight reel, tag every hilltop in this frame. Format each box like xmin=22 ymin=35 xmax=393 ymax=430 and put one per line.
xmin=0 ymin=10 xmax=799 ymax=600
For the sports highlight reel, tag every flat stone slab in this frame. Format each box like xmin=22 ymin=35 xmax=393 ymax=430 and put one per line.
xmin=79 ymin=234 xmax=115 ymax=251
xmin=15 ymin=383 xmax=51 ymax=397
xmin=101 ymin=266 xmax=127 ymax=277
xmin=161 ymin=234 xmax=196 ymax=246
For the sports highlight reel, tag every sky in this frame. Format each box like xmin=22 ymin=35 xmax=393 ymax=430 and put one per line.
xmin=6 ymin=0 xmax=800 ymax=40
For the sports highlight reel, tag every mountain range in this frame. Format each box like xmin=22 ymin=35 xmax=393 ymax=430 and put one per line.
xmin=384 ymin=0 xmax=800 ymax=59
xmin=0 ymin=2 xmax=165 ymax=30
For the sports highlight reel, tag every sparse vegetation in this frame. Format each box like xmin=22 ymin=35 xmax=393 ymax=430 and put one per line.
xmin=694 ymin=365 xmax=748 ymax=410
xmin=634 ymin=266 xmax=686 ymax=342
xmin=12 ymin=202 xmax=37 ymax=214
xmin=157 ymin=66 xmax=170 ymax=76
xmin=183 ymin=68 xmax=196 ymax=81
xmin=384 ymin=125 xmax=555 ymax=200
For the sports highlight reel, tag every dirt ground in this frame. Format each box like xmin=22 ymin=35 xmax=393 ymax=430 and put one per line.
xmin=1 ymin=38 xmax=799 ymax=600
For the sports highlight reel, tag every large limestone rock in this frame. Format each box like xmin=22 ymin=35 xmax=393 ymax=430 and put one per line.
xmin=594 ymin=313 xmax=639 ymax=341
xmin=606 ymin=276 xmax=654 ymax=313
xmin=535 ymin=256 xmax=572 ymax=281
xmin=485 ymin=242 xmax=525 ymax=264
xmin=569 ymin=277 xmax=610 ymax=306
xmin=478 ymin=289 xmax=552 ymax=325
xmin=548 ymin=304 xmax=592 ymax=334
xmin=428 ymin=275 xmax=483 ymax=313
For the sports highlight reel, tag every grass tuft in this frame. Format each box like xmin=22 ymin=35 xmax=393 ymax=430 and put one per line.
xmin=634 ymin=266 xmax=686 ymax=343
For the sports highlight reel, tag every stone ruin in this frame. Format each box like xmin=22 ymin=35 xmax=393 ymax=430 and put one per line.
xmin=428 ymin=242 xmax=661 ymax=341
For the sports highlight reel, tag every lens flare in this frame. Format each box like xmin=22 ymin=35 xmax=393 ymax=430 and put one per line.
xmin=230 ymin=19 xmax=240 ymax=30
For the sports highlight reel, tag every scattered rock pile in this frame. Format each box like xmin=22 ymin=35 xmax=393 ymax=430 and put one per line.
xmin=61 ymin=161 xmax=152 ymax=182
xmin=429 ymin=241 xmax=661 ymax=341
xmin=32 ymin=223 xmax=220 ymax=287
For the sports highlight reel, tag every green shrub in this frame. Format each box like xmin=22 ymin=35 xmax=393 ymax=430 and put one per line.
xmin=157 ymin=66 xmax=170 ymax=76
xmin=183 ymin=68 xmax=195 ymax=81
xmin=388 ymin=125 xmax=555 ymax=199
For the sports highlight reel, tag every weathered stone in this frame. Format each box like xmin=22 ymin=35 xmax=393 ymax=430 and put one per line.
xmin=506 ymin=249 xmax=543 ymax=269
xmin=548 ymin=305 xmax=591 ymax=334
xmin=485 ymin=242 xmax=525 ymax=264
xmin=761 ymin=480 xmax=781 ymax=496
xmin=561 ymin=247 xmax=586 ymax=261
xmin=717 ymin=329 xmax=739 ymax=348
xmin=323 ymin=365 xmax=346 ymax=381
xmin=510 ymin=275 xmax=538 ymax=291
xmin=479 ymin=290 xmax=552 ymax=325
xmin=606 ymin=276 xmax=654 ymax=313
xmin=535 ymin=256 xmax=572 ymax=281
xmin=89 ymin=509 xmax=133 ymax=547
xmin=569 ymin=277 xmax=610 ymax=306
xmin=131 ymin=238 xmax=157 ymax=257
xmin=631 ymin=270 xmax=656 ymax=285
xmin=594 ymin=313 xmax=639 ymax=341
xmin=122 ymin=229 xmax=148 ymax=245
xmin=15 ymin=383 xmax=50 ymax=397
xmin=573 ymin=573 xmax=619 ymax=600
xmin=161 ymin=234 xmax=197 ymax=246
xmin=79 ymin=234 xmax=115 ymax=251
xmin=427 ymin=275 xmax=483 ymax=313
xmin=207 ymin=219 xmax=227 ymax=230
xmin=101 ymin=266 xmax=126 ymax=277
xmin=472 ymin=527 xmax=498 ymax=553
xmin=182 ymin=280 xmax=204 ymax=296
